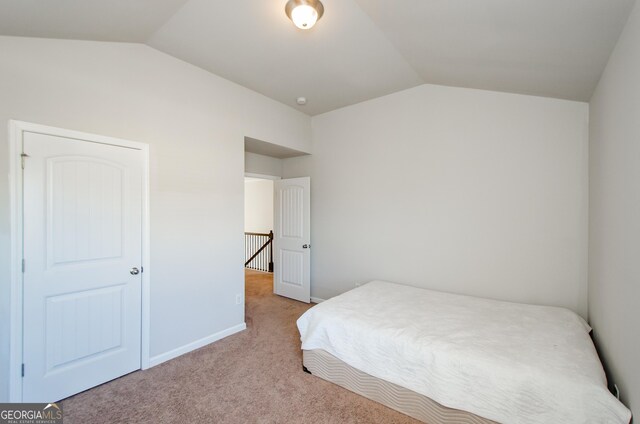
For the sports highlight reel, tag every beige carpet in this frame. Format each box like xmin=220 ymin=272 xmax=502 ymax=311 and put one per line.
xmin=61 ymin=269 xmax=418 ymax=423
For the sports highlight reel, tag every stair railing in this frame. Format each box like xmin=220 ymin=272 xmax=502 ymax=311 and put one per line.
xmin=244 ymin=231 xmax=274 ymax=272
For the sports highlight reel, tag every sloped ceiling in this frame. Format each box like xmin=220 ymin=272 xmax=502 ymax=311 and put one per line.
xmin=0 ymin=0 xmax=635 ymax=115
xmin=0 ymin=0 xmax=189 ymax=41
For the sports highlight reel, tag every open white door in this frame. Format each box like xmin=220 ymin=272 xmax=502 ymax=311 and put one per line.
xmin=22 ymin=131 xmax=143 ymax=402
xmin=274 ymin=177 xmax=310 ymax=303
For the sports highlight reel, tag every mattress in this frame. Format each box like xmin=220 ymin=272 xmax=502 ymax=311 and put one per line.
xmin=304 ymin=349 xmax=497 ymax=424
xmin=297 ymin=281 xmax=632 ymax=424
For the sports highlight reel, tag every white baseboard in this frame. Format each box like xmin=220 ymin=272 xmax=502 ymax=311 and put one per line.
xmin=149 ymin=322 xmax=246 ymax=367
xmin=311 ymin=297 xmax=326 ymax=304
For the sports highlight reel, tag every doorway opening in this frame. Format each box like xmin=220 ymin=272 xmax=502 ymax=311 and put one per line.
xmin=244 ymin=136 xmax=311 ymax=305
xmin=244 ymin=176 xmax=275 ymax=294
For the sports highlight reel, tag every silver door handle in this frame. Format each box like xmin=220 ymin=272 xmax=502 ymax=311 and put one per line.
xmin=303 ymin=244 xmax=310 ymax=249
xmin=130 ymin=267 xmax=140 ymax=275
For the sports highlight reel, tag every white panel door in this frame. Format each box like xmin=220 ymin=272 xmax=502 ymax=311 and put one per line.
xmin=274 ymin=177 xmax=310 ymax=303
xmin=22 ymin=131 xmax=143 ymax=402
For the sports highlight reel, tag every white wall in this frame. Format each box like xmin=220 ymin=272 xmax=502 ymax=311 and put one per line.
xmin=588 ymin=0 xmax=640 ymax=415
xmin=283 ymin=84 xmax=589 ymax=316
xmin=244 ymin=179 xmax=274 ymax=233
xmin=0 ymin=36 xmax=311 ymax=401
xmin=245 ymin=152 xmax=282 ymax=177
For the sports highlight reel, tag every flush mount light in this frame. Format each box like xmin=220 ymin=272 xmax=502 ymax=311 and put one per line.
xmin=285 ymin=0 xmax=324 ymax=30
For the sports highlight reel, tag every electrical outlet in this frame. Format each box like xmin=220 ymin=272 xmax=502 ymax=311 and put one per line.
xmin=236 ymin=294 xmax=242 ymax=305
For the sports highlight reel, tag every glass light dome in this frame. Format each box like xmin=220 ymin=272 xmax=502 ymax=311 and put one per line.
xmin=285 ymin=0 xmax=324 ymax=30
xmin=291 ymin=4 xmax=318 ymax=29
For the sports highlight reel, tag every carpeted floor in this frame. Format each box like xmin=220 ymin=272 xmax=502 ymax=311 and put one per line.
xmin=61 ymin=269 xmax=418 ymax=423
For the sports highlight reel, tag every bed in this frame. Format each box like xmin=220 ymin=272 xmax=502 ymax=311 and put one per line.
xmin=297 ymin=281 xmax=632 ymax=424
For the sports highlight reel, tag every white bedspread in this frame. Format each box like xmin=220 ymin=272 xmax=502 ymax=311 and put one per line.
xmin=297 ymin=281 xmax=631 ymax=424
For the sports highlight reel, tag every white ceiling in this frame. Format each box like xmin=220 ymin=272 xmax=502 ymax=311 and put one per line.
xmin=146 ymin=0 xmax=423 ymax=116
xmin=354 ymin=0 xmax=635 ymax=102
xmin=0 ymin=0 xmax=635 ymax=115
xmin=0 ymin=0 xmax=189 ymax=42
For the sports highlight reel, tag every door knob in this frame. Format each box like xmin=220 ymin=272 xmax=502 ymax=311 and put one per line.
xmin=130 ymin=267 xmax=140 ymax=275
xmin=303 ymin=244 xmax=310 ymax=249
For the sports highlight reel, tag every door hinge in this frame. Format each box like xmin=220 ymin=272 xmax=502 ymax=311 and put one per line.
xmin=21 ymin=259 xmax=25 ymax=273
xmin=21 ymin=153 xmax=29 ymax=169
xmin=21 ymin=364 xmax=24 ymax=377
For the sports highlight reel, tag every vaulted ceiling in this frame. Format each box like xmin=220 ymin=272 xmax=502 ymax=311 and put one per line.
xmin=0 ymin=0 xmax=635 ymax=115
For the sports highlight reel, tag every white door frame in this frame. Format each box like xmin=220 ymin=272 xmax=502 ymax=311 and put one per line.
xmin=8 ymin=120 xmax=152 ymax=402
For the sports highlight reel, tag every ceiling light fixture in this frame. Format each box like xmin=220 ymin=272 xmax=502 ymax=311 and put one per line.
xmin=285 ymin=0 xmax=324 ymax=30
